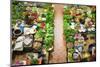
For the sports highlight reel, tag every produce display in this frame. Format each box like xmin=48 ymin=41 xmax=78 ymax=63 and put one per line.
xmin=64 ymin=5 xmax=96 ymax=62
xmin=11 ymin=1 xmax=54 ymax=66
xmin=11 ymin=0 xmax=96 ymax=66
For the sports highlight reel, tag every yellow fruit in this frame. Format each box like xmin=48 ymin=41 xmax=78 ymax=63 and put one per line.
xmin=83 ymin=52 xmax=90 ymax=58
xmin=44 ymin=9 xmax=47 ymax=12
xmin=38 ymin=17 xmax=42 ymax=21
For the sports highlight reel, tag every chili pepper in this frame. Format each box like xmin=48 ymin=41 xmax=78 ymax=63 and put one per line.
xmin=31 ymin=13 xmax=38 ymax=20
xmin=41 ymin=22 xmax=45 ymax=29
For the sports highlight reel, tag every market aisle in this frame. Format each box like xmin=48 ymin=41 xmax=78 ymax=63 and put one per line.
xmin=49 ymin=4 xmax=67 ymax=63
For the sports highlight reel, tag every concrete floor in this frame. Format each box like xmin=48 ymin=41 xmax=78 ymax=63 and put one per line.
xmin=49 ymin=4 xmax=67 ymax=63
